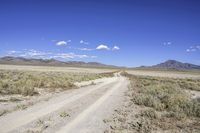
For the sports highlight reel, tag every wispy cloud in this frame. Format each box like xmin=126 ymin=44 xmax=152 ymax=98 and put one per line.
xmin=186 ymin=45 xmax=200 ymax=53
xmin=78 ymin=48 xmax=94 ymax=51
xmin=91 ymin=56 xmax=97 ymax=58
xmin=6 ymin=49 xmax=96 ymax=60
xmin=186 ymin=48 xmax=196 ymax=52
xmin=112 ymin=46 xmax=120 ymax=51
xmin=80 ymin=40 xmax=89 ymax=45
xmin=96 ymin=44 xmax=110 ymax=50
xmin=16 ymin=49 xmax=51 ymax=58
xmin=51 ymin=40 xmax=57 ymax=42
xmin=7 ymin=50 xmax=21 ymax=54
xmin=51 ymin=53 xmax=91 ymax=59
xmin=56 ymin=40 xmax=71 ymax=46
xmin=163 ymin=42 xmax=172 ymax=46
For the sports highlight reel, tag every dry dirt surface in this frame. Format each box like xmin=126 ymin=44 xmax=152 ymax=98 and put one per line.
xmin=127 ymin=70 xmax=200 ymax=79
xmin=0 ymin=73 xmax=129 ymax=133
xmin=104 ymin=73 xmax=200 ymax=133
xmin=0 ymin=64 xmax=116 ymax=74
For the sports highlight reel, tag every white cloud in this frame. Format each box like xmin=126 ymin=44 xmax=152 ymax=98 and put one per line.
xmin=6 ymin=49 xmax=97 ymax=60
xmin=186 ymin=45 xmax=200 ymax=53
xmin=20 ymin=49 xmax=51 ymax=58
xmin=56 ymin=41 xmax=67 ymax=46
xmin=7 ymin=50 xmax=19 ymax=54
xmin=78 ymin=48 xmax=93 ymax=51
xmin=52 ymin=53 xmax=75 ymax=59
xmin=78 ymin=55 xmax=89 ymax=58
xmin=7 ymin=49 xmax=52 ymax=59
xmin=56 ymin=40 xmax=71 ymax=46
xmin=168 ymin=42 xmax=171 ymax=45
xmin=96 ymin=44 xmax=110 ymax=50
xmin=186 ymin=49 xmax=190 ymax=52
xmin=163 ymin=42 xmax=172 ymax=46
xmin=52 ymin=53 xmax=89 ymax=59
xmin=80 ymin=40 xmax=89 ymax=45
xmin=112 ymin=46 xmax=120 ymax=50
xmin=186 ymin=48 xmax=196 ymax=52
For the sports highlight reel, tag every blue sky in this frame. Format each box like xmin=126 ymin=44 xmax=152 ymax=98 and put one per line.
xmin=0 ymin=0 xmax=200 ymax=67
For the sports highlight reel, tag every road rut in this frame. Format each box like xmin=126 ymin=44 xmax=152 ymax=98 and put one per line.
xmin=0 ymin=75 xmax=128 ymax=133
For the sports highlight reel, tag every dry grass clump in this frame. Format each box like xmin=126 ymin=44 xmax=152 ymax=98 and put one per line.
xmin=140 ymin=109 xmax=158 ymax=119
xmin=122 ymin=70 xmax=200 ymax=91
xmin=0 ymin=70 xmax=114 ymax=96
xmin=177 ymin=79 xmax=200 ymax=91
xmin=128 ymin=74 xmax=200 ymax=132
xmin=105 ymin=72 xmax=200 ymax=132
xmin=59 ymin=111 xmax=70 ymax=118
xmin=130 ymin=75 xmax=200 ymax=118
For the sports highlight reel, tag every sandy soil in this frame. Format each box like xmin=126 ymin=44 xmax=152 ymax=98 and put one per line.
xmin=0 ymin=73 xmax=128 ymax=133
xmin=127 ymin=70 xmax=200 ymax=79
xmin=0 ymin=64 xmax=116 ymax=73
xmin=185 ymin=90 xmax=200 ymax=99
xmin=0 ymin=77 xmax=114 ymax=115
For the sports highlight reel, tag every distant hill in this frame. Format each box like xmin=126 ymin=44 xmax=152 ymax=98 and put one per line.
xmin=0 ymin=56 xmax=119 ymax=68
xmin=138 ymin=60 xmax=200 ymax=70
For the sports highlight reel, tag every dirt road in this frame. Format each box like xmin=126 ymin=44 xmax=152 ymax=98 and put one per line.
xmin=0 ymin=74 xmax=128 ymax=133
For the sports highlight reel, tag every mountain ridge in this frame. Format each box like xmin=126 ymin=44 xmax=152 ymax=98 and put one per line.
xmin=138 ymin=60 xmax=200 ymax=70
xmin=0 ymin=57 xmax=200 ymax=70
xmin=0 ymin=56 xmax=119 ymax=68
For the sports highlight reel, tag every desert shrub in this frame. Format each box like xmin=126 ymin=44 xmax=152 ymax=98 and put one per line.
xmin=140 ymin=109 xmax=158 ymax=119
xmin=128 ymin=75 xmax=200 ymax=118
xmin=0 ymin=70 xmax=114 ymax=96
xmin=107 ymin=72 xmax=200 ymax=132
xmin=177 ymin=79 xmax=200 ymax=91
xmin=164 ymin=111 xmax=187 ymax=121
xmin=60 ymin=111 xmax=70 ymax=118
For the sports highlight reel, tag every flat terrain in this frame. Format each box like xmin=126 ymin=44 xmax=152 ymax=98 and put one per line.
xmin=0 ymin=65 xmax=200 ymax=133
xmin=0 ymin=73 xmax=128 ymax=133
xmin=0 ymin=64 xmax=116 ymax=73
xmin=105 ymin=72 xmax=200 ymax=133
xmin=127 ymin=69 xmax=200 ymax=79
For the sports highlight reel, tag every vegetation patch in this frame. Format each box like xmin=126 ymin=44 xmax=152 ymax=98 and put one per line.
xmin=107 ymin=72 xmax=200 ymax=133
xmin=0 ymin=70 xmax=114 ymax=96
xmin=0 ymin=110 xmax=8 ymax=116
xmin=59 ymin=111 xmax=70 ymax=118
xmin=129 ymin=75 xmax=200 ymax=118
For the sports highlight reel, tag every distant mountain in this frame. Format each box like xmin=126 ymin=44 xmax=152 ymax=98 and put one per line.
xmin=150 ymin=60 xmax=200 ymax=70
xmin=0 ymin=56 xmax=119 ymax=68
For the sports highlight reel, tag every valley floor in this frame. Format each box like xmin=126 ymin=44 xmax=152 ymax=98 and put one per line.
xmin=0 ymin=67 xmax=200 ymax=133
xmin=0 ymin=73 xmax=129 ymax=133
